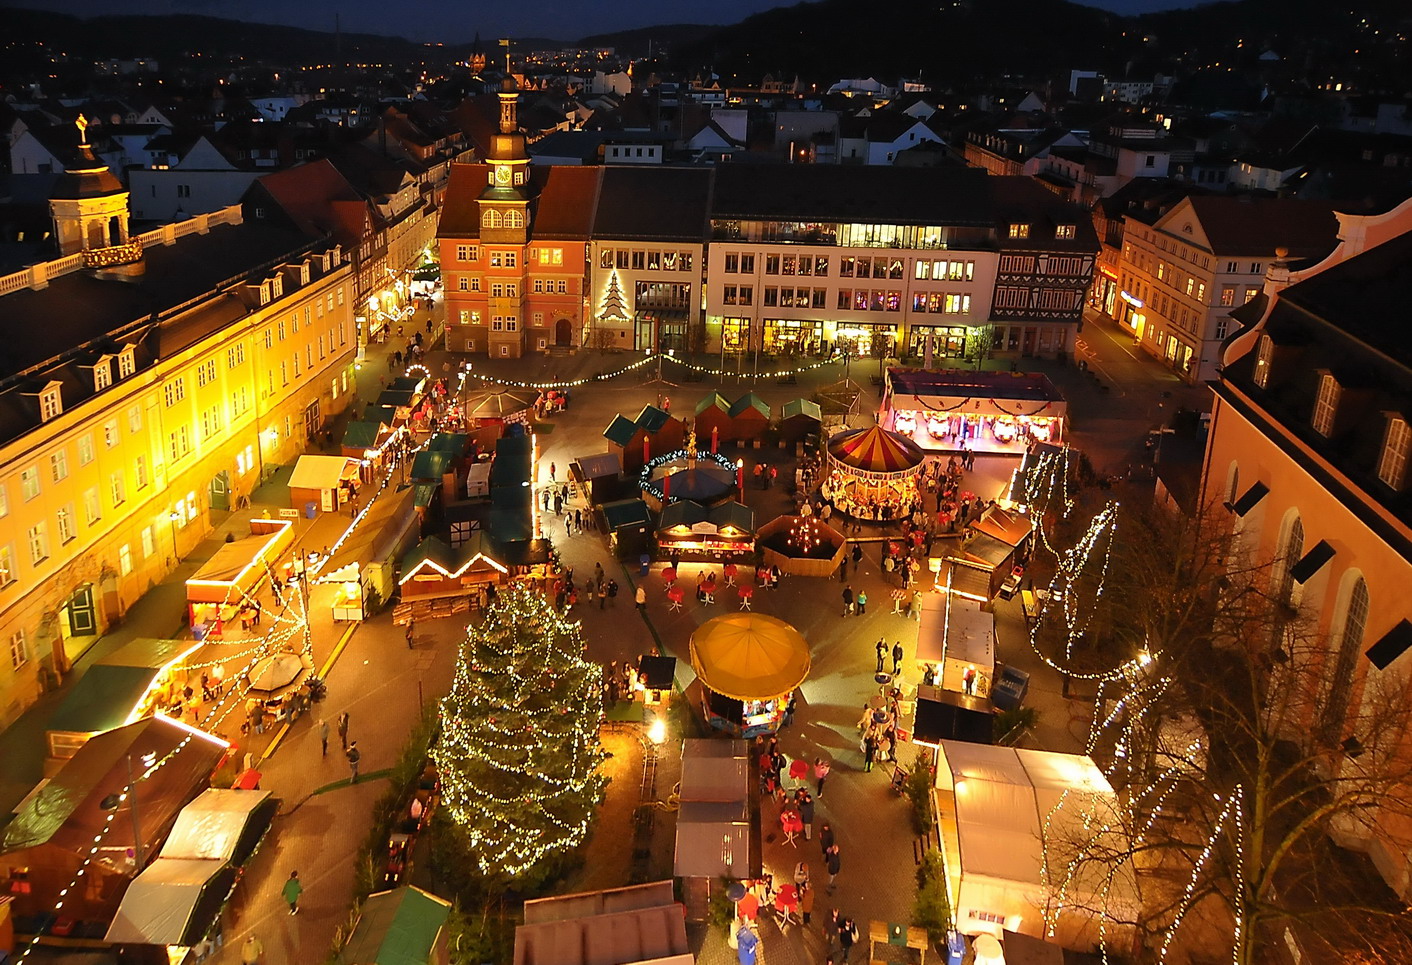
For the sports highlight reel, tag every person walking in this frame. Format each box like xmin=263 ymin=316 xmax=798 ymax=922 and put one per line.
xmin=856 ymin=589 xmax=868 ymax=615
xmin=282 ymin=871 xmax=303 ymax=915
xmin=549 ymin=461 xmax=556 ymax=483
xmin=838 ymin=915 xmax=858 ymax=961
xmin=346 ymin=741 xmax=361 ymax=783
xmin=799 ymin=880 xmax=815 ymax=925
xmin=875 ymin=639 xmax=887 ymax=674
xmin=635 ymin=585 xmax=647 ymax=610
xmin=405 ymin=617 xmax=415 ymax=650
xmin=608 ymin=579 xmax=619 ymax=606
xmin=337 ymin=711 xmax=350 ymax=750
xmin=819 ymin=822 xmax=834 ymax=859
xmin=841 ymin=584 xmax=854 ymax=617
xmin=892 ymin=641 xmax=904 ymax=675
xmin=240 ymin=935 xmax=264 ymax=965
xmin=574 ymin=508 xmax=583 ymax=533
xmin=814 ymin=757 xmax=831 ymax=797
xmin=799 ymin=790 xmax=815 ymax=840
xmin=317 ymin=718 xmax=329 ymax=757
xmin=863 ymin=734 xmax=877 ymax=772
xmin=825 ymin=845 xmax=842 ymax=893
xmin=850 ymin=543 xmax=863 ymax=573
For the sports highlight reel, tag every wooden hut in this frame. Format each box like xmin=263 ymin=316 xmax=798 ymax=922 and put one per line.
xmin=727 ymin=393 xmax=770 ymax=442
xmin=603 ymin=405 xmax=686 ymax=472
xmin=693 ymin=393 xmax=733 ymax=452
xmin=779 ymin=398 xmax=823 ymax=443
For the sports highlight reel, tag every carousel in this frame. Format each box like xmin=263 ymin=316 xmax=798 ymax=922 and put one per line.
xmin=820 ymin=425 xmax=926 ymax=521
xmin=689 ymin=613 xmax=811 ymax=738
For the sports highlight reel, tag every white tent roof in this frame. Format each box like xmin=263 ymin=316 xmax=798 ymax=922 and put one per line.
xmin=104 ymin=857 xmax=226 ymax=945
xmin=938 ymin=742 xmax=1118 ymax=886
xmin=288 ymin=454 xmax=358 ymax=491
xmin=917 ymin=594 xmax=995 ymax=670
xmin=162 ymin=788 xmax=272 ymax=861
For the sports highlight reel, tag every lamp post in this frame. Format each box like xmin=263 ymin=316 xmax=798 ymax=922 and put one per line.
xmin=168 ymin=510 xmax=182 ymax=563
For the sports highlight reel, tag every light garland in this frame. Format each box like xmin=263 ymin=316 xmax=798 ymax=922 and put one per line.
xmin=457 ymin=351 xmax=843 ymax=393
xmin=1027 ymin=502 xmax=1121 ymax=680
xmin=637 ymin=449 xmax=737 ymax=502
xmin=431 ymin=584 xmax=608 ymax=879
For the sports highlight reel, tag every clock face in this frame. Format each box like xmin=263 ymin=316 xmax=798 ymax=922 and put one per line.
xmin=495 ymin=166 xmax=511 ymax=185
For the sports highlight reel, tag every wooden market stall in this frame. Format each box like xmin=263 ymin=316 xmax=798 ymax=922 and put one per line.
xmin=689 ymin=613 xmax=810 ymax=738
xmin=693 ymin=392 xmax=733 ymax=453
xmin=570 ymin=452 xmax=625 ymax=506
xmin=916 ymin=593 xmax=996 ymax=699
xmin=186 ymin=518 xmax=294 ymax=636
xmin=603 ymin=405 xmax=685 ymax=473
xmin=288 ymin=455 xmax=362 ymax=515
xmin=397 ymin=534 xmax=510 ymax=618
xmin=600 ymin=499 xmax=653 ymax=561
xmin=655 ymin=501 xmax=754 ymax=562
xmin=340 ymin=886 xmax=453 ymax=965
xmin=45 ymin=637 xmax=203 ymax=766
xmin=727 ymin=393 xmax=770 ymax=443
xmin=316 ymin=486 xmax=419 ymax=622
xmin=779 ymin=398 xmax=823 ymax=443
xmin=0 ymin=717 xmax=229 ymax=930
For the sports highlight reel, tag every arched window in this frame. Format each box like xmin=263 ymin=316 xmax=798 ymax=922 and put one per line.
xmin=506 ymin=210 xmax=525 ymax=229
xmin=1320 ymin=575 xmax=1370 ymax=745
xmin=481 ymin=210 xmax=502 ymax=229
xmin=1273 ymin=512 xmax=1304 ymax=611
xmin=1226 ymin=462 xmax=1240 ymax=505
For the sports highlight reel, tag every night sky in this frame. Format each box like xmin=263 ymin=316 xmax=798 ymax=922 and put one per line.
xmin=14 ymin=0 xmax=1197 ymax=43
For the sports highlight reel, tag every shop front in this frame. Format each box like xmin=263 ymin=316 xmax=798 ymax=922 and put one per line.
xmin=834 ymin=322 xmax=898 ymax=359
xmin=762 ymin=317 xmax=824 ymax=355
xmin=907 ymin=324 xmax=969 ymax=360
xmin=884 ymin=368 xmax=1066 ymax=456
xmin=721 ymin=316 xmax=752 ymax=352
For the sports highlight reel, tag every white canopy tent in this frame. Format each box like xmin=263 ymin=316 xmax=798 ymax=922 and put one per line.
xmin=916 ymin=594 xmax=995 ymax=697
xmin=105 ymin=789 xmax=275 ymax=947
xmin=934 ymin=742 xmax=1138 ymax=951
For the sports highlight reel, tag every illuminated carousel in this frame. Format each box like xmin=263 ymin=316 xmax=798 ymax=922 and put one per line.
xmin=820 ymin=424 xmax=926 ymax=521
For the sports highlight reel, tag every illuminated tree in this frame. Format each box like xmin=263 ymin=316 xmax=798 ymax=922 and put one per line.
xmin=432 ymin=584 xmax=607 ymax=883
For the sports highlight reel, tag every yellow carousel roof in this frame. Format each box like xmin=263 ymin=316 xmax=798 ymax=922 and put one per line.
xmin=827 ymin=425 xmax=925 ymax=475
xmin=689 ymin=613 xmax=811 ymax=702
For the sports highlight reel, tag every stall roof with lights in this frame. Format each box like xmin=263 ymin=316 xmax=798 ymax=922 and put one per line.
xmin=48 ymin=637 xmax=203 ymax=738
xmin=288 ymin=454 xmax=361 ymax=492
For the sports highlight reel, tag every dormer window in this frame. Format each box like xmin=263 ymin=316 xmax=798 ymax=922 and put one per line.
xmin=1312 ymin=372 xmax=1340 ymax=437
xmin=118 ymin=346 xmax=136 ymax=377
xmin=1253 ymin=334 xmax=1273 ymax=389
xmin=1055 ymin=224 xmax=1076 ymax=240
xmin=1377 ymin=416 xmax=1410 ymax=490
xmin=258 ymin=281 xmax=272 ymax=305
xmin=94 ymin=358 xmax=112 ymax=391
xmin=269 ymin=275 xmax=284 ymax=298
xmin=39 ymin=383 xmax=62 ymax=422
xmin=1008 ymin=223 xmax=1030 ymax=239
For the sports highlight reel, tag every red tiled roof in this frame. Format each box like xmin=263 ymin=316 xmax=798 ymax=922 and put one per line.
xmin=532 ymin=166 xmax=600 ymax=239
xmin=1186 ymin=196 xmax=1339 ymax=258
xmin=255 ymin=160 xmax=368 ymax=248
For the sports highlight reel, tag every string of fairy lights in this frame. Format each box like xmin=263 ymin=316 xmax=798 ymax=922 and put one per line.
xmin=431 ymin=584 xmax=607 ymax=878
xmin=453 ymin=351 xmax=843 ymax=392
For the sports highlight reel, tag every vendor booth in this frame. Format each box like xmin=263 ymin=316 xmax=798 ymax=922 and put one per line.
xmin=779 ymin=398 xmax=823 ymax=443
xmin=942 ymin=524 xmax=1025 ymax=601
xmin=912 ymin=685 xmax=994 ymax=746
xmin=675 ymin=739 xmax=754 ymax=881
xmin=689 ymin=613 xmax=810 ymax=738
xmin=517 ymin=881 xmax=689 ymax=965
xmin=727 ymin=393 xmax=770 ymax=442
xmin=105 ymin=788 xmax=276 ymax=950
xmin=288 ymin=455 xmax=363 ymax=514
xmin=821 ymin=425 xmax=926 ymax=521
xmin=0 ymin=716 xmax=229 ymax=927
xmin=600 ymin=499 xmax=653 ymax=561
xmin=933 ymin=741 xmax=1138 ymax=949
xmin=316 ymin=486 xmax=419 ymax=621
xmin=45 ymin=637 xmax=203 ymax=765
xmin=604 ymin=405 xmax=685 ymax=472
xmin=398 ymin=534 xmax=509 ymax=616
xmin=570 ymin=452 xmax=625 ymax=505
xmin=655 ymin=501 xmax=754 ymax=562
xmin=916 ymin=593 xmax=995 ymax=699
xmin=884 ymin=369 xmax=1066 ymax=455
xmin=756 ymin=515 xmax=846 ymax=577
xmin=340 ymin=886 xmax=453 ymax=965
xmin=186 ymin=518 xmax=294 ymax=636
xmin=693 ymin=393 xmax=733 ymax=451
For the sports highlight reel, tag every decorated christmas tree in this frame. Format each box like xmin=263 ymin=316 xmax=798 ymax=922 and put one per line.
xmin=433 ymin=584 xmax=607 ymax=880
xmin=597 ymin=270 xmax=629 ymax=321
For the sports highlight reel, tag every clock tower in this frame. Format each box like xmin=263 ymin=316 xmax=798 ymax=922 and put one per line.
xmin=478 ymin=79 xmax=532 ymax=246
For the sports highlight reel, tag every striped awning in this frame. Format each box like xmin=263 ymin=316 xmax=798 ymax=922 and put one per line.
xmin=826 ymin=425 xmax=926 ymax=479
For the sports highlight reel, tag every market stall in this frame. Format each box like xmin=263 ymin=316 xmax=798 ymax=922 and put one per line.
xmin=727 ymin=393 xmax=770 ymax=443
xmin=674 ymin=739 xmax=754 ymax=880
xmin=0 ymin=716 xmax=229 ymax=927
xmin=45 ymin=637 xmax=203 ymax=763
xmin=570 ymin=452 xmax=625 ymax=506
xmin=755 ymin=515 xmax=846 ymax=578
xmin=655 ymin=501 xmax=754 ymax=562
xmin=933 ymin=742 xmax=1138 ymax=948
xmin=689 ymin=613 xmax=811 ymax=738
xmin=397 ymin=534 xmax=509 ymax=616
xmin=821 ymin=425 xmax=926 ymax=521
xmin=104 ymin=788 xmax=276 ymax=950
xmin=942 ymin=530 xmax=1022 ymax=601
xmin=517 ymin=882 xmax=690 ymax=965
xmin=884 ymin=369 xmax=1066 ymax=456
xmin=603 ymin=404 xmax=685 ymax=472
xmin=916 ymin=593 xmax=995 ymax=698
xmin=315 ymin=486 xmax=419 ymax=622
xmin=186 ymin=518 xmax=294 ymax=636
xmin=599 ymin=499 xmax=653 ymax=561
xmin=639 ymin=445 xmax=738 ymax=513
xmin=288 ymin=455 xmax=363 ymax=515
xmin=341 ymin=886 xmax=453 ymax=965
xmin=779 ymin=398 xmax=823 ymax=444
xmin=693 ymin=392 xmax=733 ymax=452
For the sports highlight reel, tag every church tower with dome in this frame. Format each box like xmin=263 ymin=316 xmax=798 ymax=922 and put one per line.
xmin=48 ymin=115 xmax=144 ymax=276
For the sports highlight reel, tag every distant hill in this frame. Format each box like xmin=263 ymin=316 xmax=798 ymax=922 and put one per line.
xmin=574 ymin=24 xmax=721 ymax=60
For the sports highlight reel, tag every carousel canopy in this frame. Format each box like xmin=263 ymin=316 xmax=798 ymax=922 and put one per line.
xmin=689 ymin=613 xmax=810 ymax=702
xmin=827 ymin=425 xmax=925 ymax=477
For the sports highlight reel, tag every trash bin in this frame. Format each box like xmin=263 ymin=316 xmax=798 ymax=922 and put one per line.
xmin=305 ymin=501 xmax=318 ymax=519
xmin=639 ymin=553 xmax=651 ymax=578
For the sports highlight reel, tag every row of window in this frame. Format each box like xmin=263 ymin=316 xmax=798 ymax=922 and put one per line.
xmin=598 ymin=249 xmax=696 ymax=272
xmin=453 ymin=277 xmax=574 ymax=295
xmin=995 ymin=287 xmax=1085 ymax=312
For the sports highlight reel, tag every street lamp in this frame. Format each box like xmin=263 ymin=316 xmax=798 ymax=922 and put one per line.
xmin=168 ymin=510 xmax=182 ymax=562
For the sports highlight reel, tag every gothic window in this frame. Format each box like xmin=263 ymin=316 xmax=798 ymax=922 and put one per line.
xmin=1320 ymin=575 xmax=1370 ymax=745
xmin=1312 ymin=373 xmax=1340 ymax=437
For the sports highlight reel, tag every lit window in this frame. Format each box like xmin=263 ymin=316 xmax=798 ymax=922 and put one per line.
xmin=1377 ymin=416 xmax=1410 ymax=490
xmin=94 ymin=360 xmax=112 ymax=390
xmin=9 ymin=629 xmax=27 ymax=670
xmin=119 ymin=346 xmax=135 ymax=376
xmin=1253 ymin=334 xmax=1273 ymax=388
xmin=21 ymin=467 xmax=39 ymax=501
xmin=50 ymin=450 xmax=68 ymax=483
xmin=1008 ymin=223 xmax=1030 ymax=239
xmin=39 ymin=385 xmax=62 ymax=421
xmin=1312 ymin=373 xmax=1340 ymax=437
xmin=78 ymin=434 xmax=94 ymax=466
